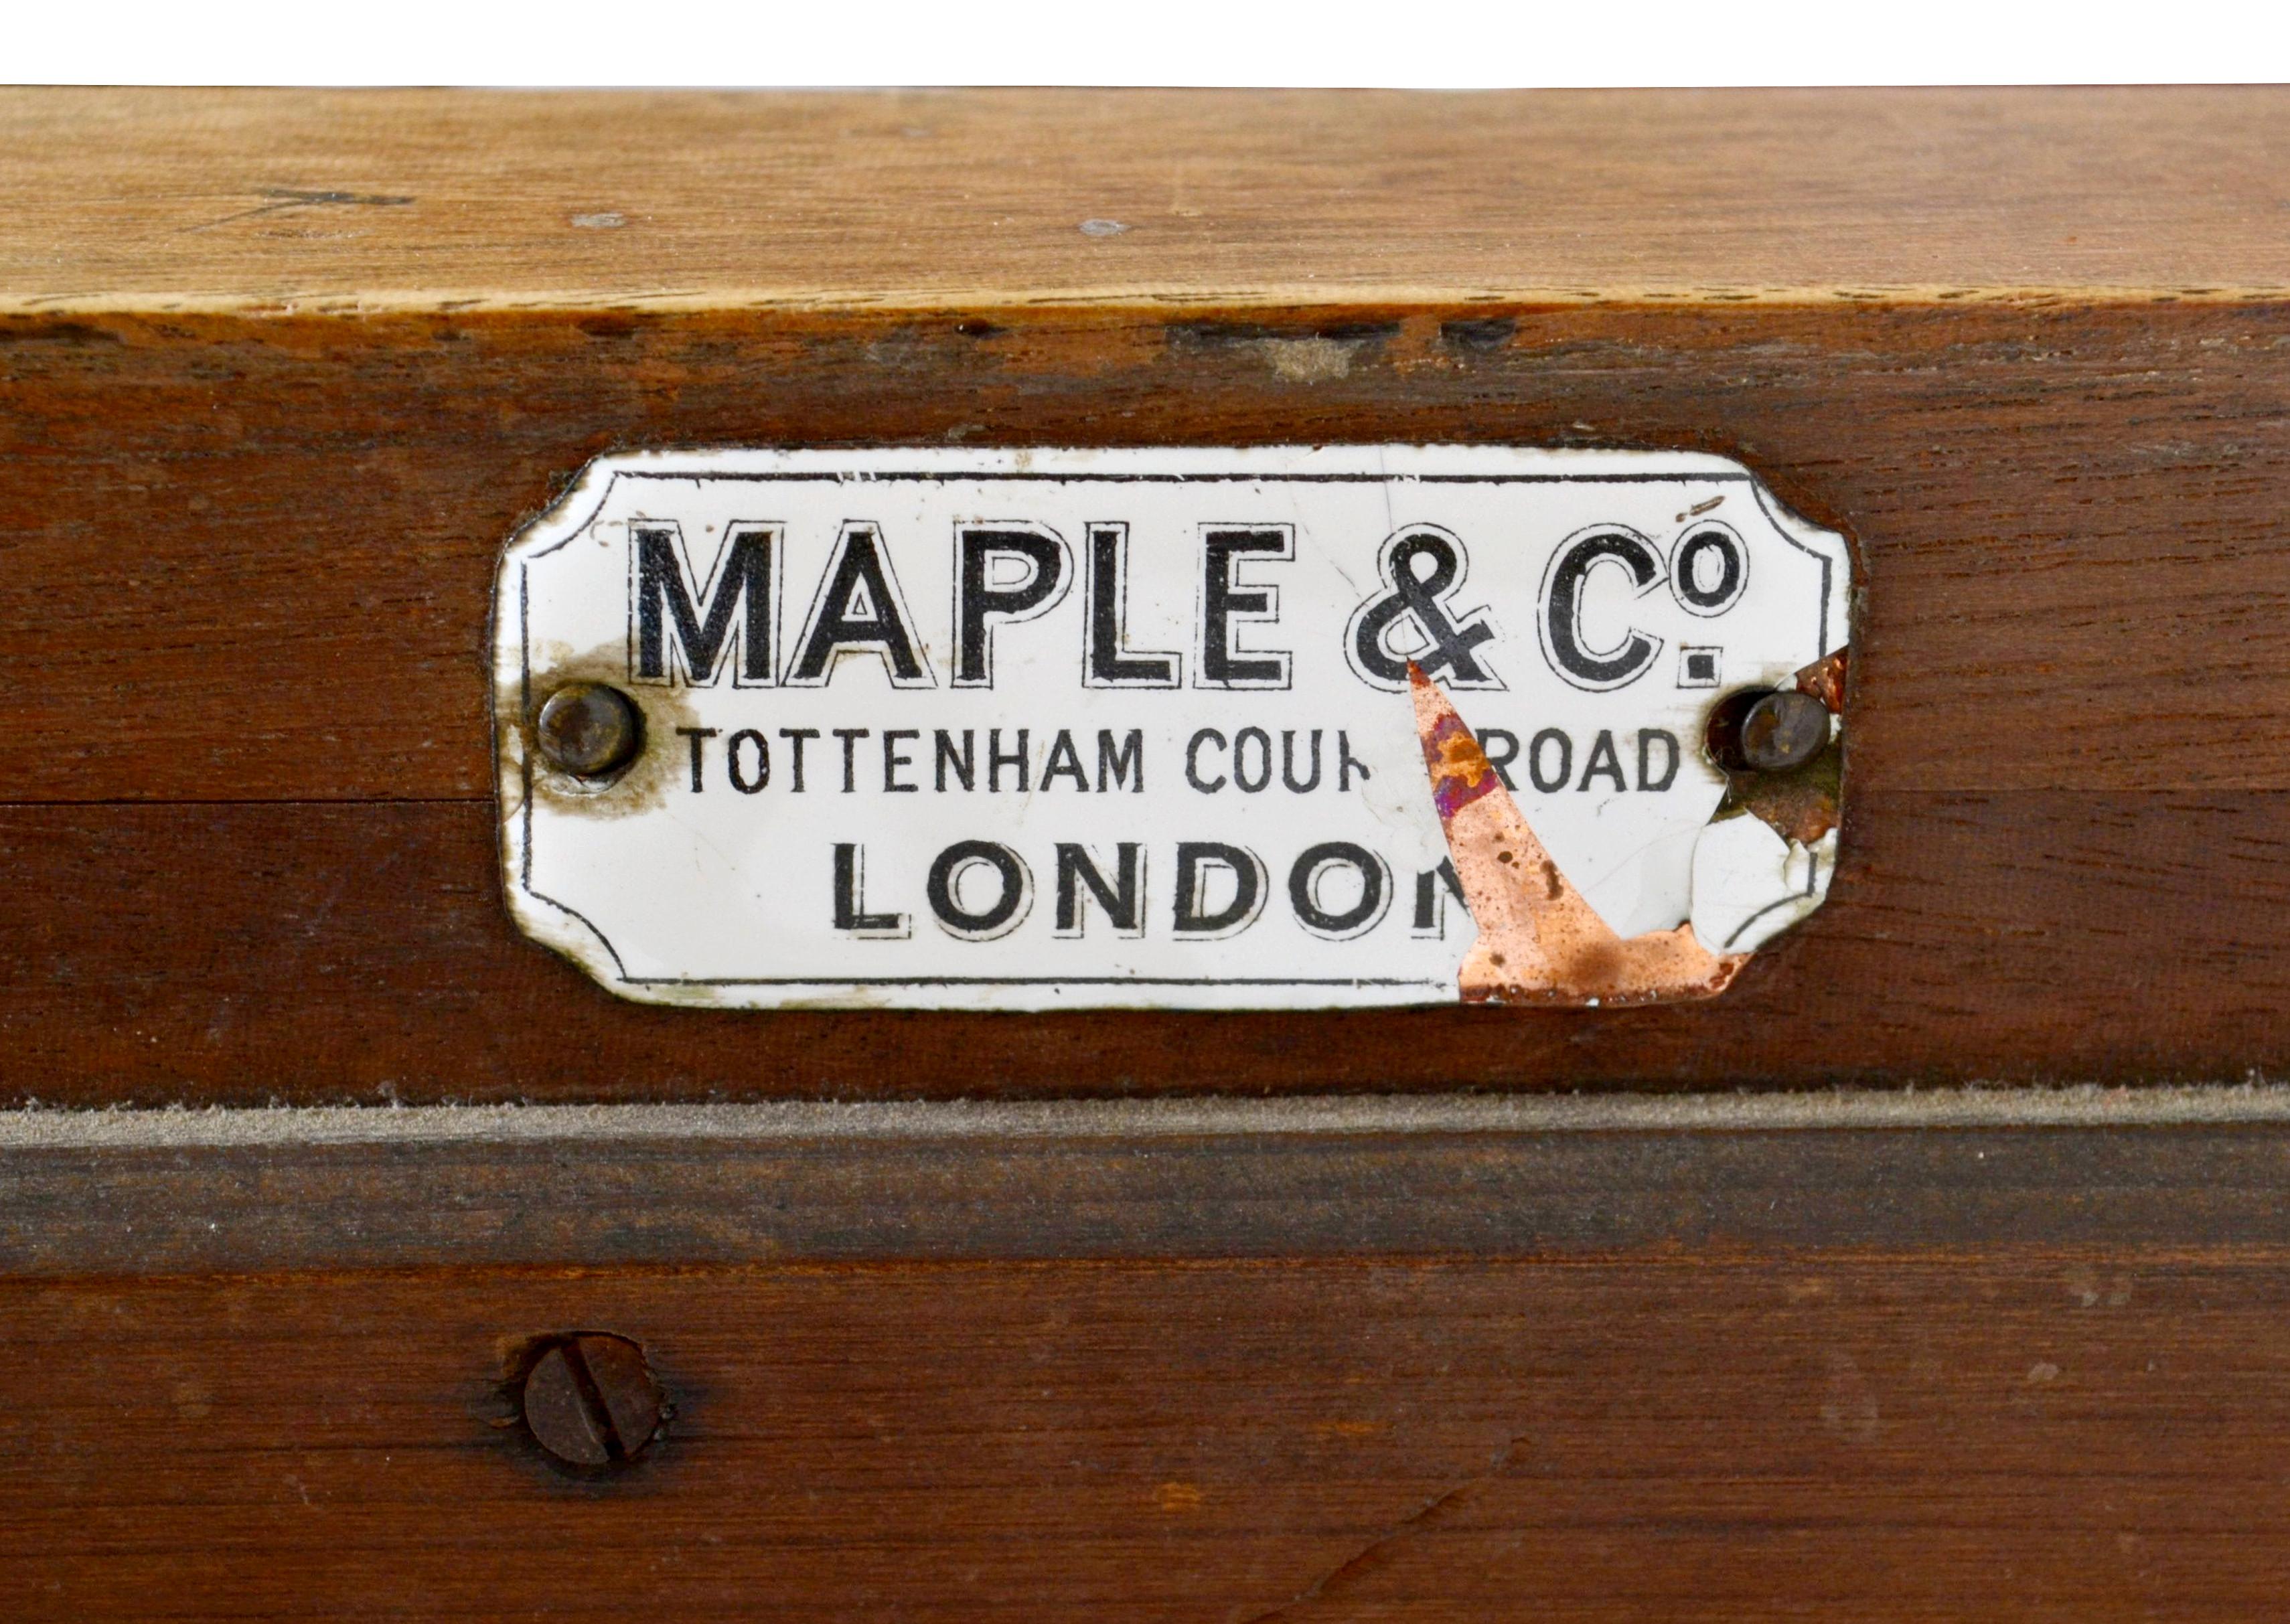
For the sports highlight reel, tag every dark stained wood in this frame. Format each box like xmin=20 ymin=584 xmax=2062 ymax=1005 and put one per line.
xmin=3 ymin=300 xmax=2289 ymax=1097
xmin=5 ymin=301 xmax=2289 ymax=803
xmin=11 ymin=1111 xmax=2290 ymax=1616
xmin=6 ymin=1251 xmax=2290 ymax=1620
xmin=5 ymin=789 xmax=2289 ymax=1102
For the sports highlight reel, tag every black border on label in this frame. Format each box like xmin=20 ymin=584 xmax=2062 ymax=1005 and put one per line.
xmin=515 ymin=467 xmax=1811 ymax=994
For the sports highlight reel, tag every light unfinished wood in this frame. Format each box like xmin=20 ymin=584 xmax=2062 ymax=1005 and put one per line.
xmin=3 ymin=86 xmax=2289 ymax=312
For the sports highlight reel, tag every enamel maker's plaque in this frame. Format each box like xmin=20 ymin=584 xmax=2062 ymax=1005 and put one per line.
xmin=495 ymin=448 xmax=1852 ymax=1009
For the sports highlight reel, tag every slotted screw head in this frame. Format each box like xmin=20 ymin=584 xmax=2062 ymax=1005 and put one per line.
xmin=1739 ymin=689 xmax=1831 ymax=773
xmin=518 ymin=1333 xmax=663 ymax=1469
xmin=534 ymin=683 xmax=641 ymax=778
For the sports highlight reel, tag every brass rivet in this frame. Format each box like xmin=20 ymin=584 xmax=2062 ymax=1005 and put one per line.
xmin=534 ymin=682 xmax=641 ymax=778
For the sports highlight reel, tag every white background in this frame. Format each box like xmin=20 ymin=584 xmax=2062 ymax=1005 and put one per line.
xmin=5 ymin=0 xmax=2285 ymax=87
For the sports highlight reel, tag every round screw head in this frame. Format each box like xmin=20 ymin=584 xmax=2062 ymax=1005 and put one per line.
xmin=518 ymin=1333 xmax=663 ymax=1470
xmin=1739 ymin=689 xmax=1831 ymax=773
xmin=534 ymin=683 xmax=641 ymax=778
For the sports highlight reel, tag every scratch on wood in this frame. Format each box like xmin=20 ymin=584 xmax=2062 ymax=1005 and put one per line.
xmin=1239 ymin=1434 xmax=1530 ymax=1621
xmin=185 ymin=187 xmax=415 ymax=234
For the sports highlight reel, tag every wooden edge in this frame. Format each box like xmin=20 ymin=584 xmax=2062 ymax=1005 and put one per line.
xmin=13 ymin=1087 xmax=2290 ymax=1145
xmin=7 ymin=1089 xmax=2290 ymax=1277
xmin=14 ymin=285 xmax=2290 ymax=318
xmin=10 ymin=88 xmax=2290 ymax=311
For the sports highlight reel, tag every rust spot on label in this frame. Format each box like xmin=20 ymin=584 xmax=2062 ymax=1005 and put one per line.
xmin=1417 ymin=703 xmax=1502 ymax=820
xmin=1724 ymin=746 xmax=1843 ymax=847
xmin=1707 ymin=647 xmax=1850 ymax=846
xmin=496 ymin=642 xmax=702 ymax=823
xmin=1409 ymin=665 xmax=1747 ymax=1007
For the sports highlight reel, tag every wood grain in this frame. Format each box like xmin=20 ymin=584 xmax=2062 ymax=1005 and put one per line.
xmin=6 ymin=1252 xmax=2290 ymax=1620
xmin=10 ymin=1109 xmax=2290 ymax=1618
xmin=5 ymin=302 xmax=2287 ymax=802
xmin=3 ymin=90 xmax=2287 ymax=1099
xmin=4 ymin=790 xmax=2287 ymax=1101
xmin=7 ymin=1108 xmax=2290 ymax=1275
xmin=5 ymin=87 xmax=2288 ymax=309
xmin=12 ymin=90 xmax=2290 ymax=1621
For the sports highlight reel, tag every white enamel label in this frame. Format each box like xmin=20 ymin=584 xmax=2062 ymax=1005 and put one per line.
xmin=495 ymin=446 xmax=1850 ymax=1009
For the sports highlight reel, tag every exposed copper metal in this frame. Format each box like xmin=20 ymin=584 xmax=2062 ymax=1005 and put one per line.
xmin=1409 ymin=665 xmax=1747 ymax=1007
xmin=1794 ymin=647 xmax=1849 ymax=714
